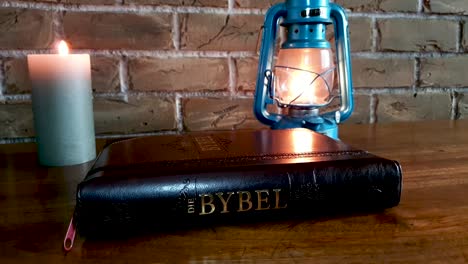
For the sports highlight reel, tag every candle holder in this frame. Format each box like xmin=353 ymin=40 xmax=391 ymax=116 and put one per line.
xmin=28 ymin=41 xmax=96 ymax=166
xmin=254 ymin=0 xmax=354 ymax=139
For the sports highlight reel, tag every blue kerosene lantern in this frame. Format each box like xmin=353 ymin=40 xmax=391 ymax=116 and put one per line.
xmin=254 ymin=0 xmax=354 ymax=139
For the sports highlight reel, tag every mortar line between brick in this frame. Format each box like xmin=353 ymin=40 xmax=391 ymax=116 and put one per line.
xmin=0 ymin=50 xmax=258 ymax=58
xmin=0 ymin=1 xmax=265 ymax=15
xmin=228 ymin=56 xmax=237 ymax=95
xmin=172 ymin=13 xmax=180 ymax=50
xmin=3 ymin=1 xmax=468 ymax=20
xmin=348 ymin=12 xmax=466 ymax=21
xmin=3 ymin=89 xmax=465 ymax=101
xmin=450 ymin=91 xmax=459 ymax=120
xmin=96 ymin=130 xmax=179 ymax=139
xmin=175 ymin=93 xmax=184 ymax=132
xmin=93 ymin=93 xmax=128 ymax=101
xmin=456 ymin=21 xmax=463 ymax=53
xmin=89 ymin=88 xmax=468 ymax=98
xmin=0 ymin=60 xmax=5 ymax=97
xmin=352 ymin=52 xmax=465 ymax=59
xmin=371 ymin=17 xmax=378 ymax=52
xmin=122 ymin=91 xmax=255 ymax=99
xmin=417 ymin=0 xmax=424 ymax=13
xmin=52 ymin=10 xmax=65 ymax=42
xmin=413 ymin=57 xmax=421 ymax=94
xmin=369 ymin=94 xmax=378 ymax=124
xmin=228 ymin=0 xmax=234 ymax=12
xmin=355 ymin=87 xmax=468 ymax=94
xmin=3 ymin=94 xmax=32 ymax=101
xmin=0 ymin=137 xmax=35 ymax=144
xmin=2 ymin=50 xmax=467 ymax=59
xmin=118 ymin=56 xmax=129 ymax=100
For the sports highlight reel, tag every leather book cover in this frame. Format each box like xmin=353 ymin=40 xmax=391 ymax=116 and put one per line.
xmin=75 ymin=128 xmax=402 ymax=236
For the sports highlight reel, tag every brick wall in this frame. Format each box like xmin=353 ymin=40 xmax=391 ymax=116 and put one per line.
xmin=0 ymin=0 xmax=467 ymax=143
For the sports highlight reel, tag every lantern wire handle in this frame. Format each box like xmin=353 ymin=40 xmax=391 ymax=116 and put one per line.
xmin=255 ymin=26 xmax=265 ymax=55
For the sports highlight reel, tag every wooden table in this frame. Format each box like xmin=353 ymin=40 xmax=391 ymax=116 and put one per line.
xmin=1 ymin=120 xmax=468 ymax=263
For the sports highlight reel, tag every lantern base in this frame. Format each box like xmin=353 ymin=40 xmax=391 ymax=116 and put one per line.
xmin=316 ymin=125 xmax=338 ymax=139
xmin=271 ymin=114 xmax=339 ymax=140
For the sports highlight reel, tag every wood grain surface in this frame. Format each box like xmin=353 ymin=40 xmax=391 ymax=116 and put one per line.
xmin=1 ymin=120 xmax=467 ymax=263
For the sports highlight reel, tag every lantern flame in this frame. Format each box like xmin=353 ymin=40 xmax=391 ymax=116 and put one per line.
xmin=57 ymin=40 xmax=69 ymax=55
xmin=274 ymin=48 xmax=335 ymax=107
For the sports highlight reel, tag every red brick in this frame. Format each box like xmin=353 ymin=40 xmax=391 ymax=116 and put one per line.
xmin=347 ymin=95 xmax=371 ymax=124
xmin=423 ymin=0 xmax=468 ymax=14
xmin=463 ymin=21 xmax=468 ymax=51
xmin=94 ymin=96 xmax=176 ymax=134
xmin=334 ymin=0 xmax=418 ymax=12
xmin=183 ymin=98 xmax=267 ymax=131
xmin=376 ymin=93 xmax=451 ymax=123
xmin=352 ymin=57 xmax=414 ymax=88
xmin=378 ymin=19 xmax=458 ymax=52
xmin=235 ymin=57 xmax=259 ymax=92
xmin=181 ymin=14 xmax=263 ymax=51
xmin=129 ymin=57 xmax=229 ymax=92
xmin=0 ymin=102 xmax=34 ymax=138
xmin=316 ymin=18 xmax=372 ymax=53
xmin=4 ymin=57 xmax=120 ymax=94
xmin=458 ymin=93 xmax=468 ymax=119
xmin=0 ymin=8 xmax=54 ymax=50
xmin=234 ymin=0 xmax=282 ymax=9
xmin=349 ymin=18 xmax=372 ymax=52
xmin=126 ymin=0 xmax=227 ymax=7
xmin=63 ymin=12 xmax=173 ymax=50
xmin=420 ymin=57 xmax=468 ymax=88
xmin=90 ymin=57 xmax=120 ymax=93
xmin=17 ymin=0 xmax=116 ymax=3
xmin=4 ymin=58 xmax=30 ymax=94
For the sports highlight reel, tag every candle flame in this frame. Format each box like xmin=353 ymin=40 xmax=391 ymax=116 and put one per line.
xmin=57 ymin=40 xmax=69 ymax=55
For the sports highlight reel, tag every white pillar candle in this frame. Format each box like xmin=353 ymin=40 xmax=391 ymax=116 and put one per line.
xmin=28 ymin=41 xmax=96 ymax=166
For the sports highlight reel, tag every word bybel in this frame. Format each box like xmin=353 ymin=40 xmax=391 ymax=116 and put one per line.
xmin=194 ymin=189 xmax=288 ymax=215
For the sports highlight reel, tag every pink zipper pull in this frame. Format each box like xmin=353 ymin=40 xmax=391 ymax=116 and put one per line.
xmin=63 ymin=216 xmax=76 ymax=252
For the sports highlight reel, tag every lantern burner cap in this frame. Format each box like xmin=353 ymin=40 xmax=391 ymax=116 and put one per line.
xmin=282 ymin=108 xmax=319 ymax=118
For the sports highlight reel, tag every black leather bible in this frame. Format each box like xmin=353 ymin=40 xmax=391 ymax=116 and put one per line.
xmin=68 ymin=128 xmax=401 ymax=248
